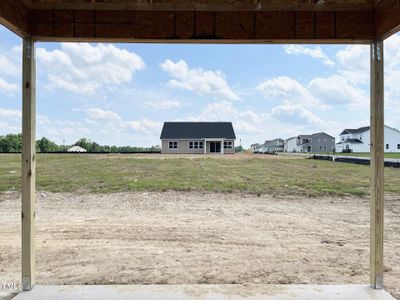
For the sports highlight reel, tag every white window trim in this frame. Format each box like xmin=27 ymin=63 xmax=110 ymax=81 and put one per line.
xmin=169 ymin=141 xmax=178 ymax=149
xmin=189 ymin=141 xmax=204 ymax=149
xmin=224 ymin=141 xmax=233 ymax=149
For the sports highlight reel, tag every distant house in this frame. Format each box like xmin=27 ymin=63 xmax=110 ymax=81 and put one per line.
xmin=284 ymin=137 xmax=298 ymax=152
xmin=250 ymin=143 xmax=261 ymax=153
xmin=160 ymin=122 xmax=236 ymax=154
xmin=284 ymin=132 xmax=335 ymax=153
xmin=253 ymin=138 xmax=285 ymax=153
xmin=336 ymin=125 xmax=400 ymax=153
xmin=67 ymin=146 xmax=87 ymax=153
xmin=264 ymin=138 xmax=285 ymax=152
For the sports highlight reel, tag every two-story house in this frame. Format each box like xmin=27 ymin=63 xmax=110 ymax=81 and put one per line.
xmin=284 ymin=132 xmax=335 ymax=153
xmin=336 ymin=125 xmax=400 ymax=153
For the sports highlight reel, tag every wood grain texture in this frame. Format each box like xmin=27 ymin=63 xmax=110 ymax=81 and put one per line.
xmin=370 ymin=39 xmax=384 ymax=290
xmin=22 ymin=37 xmax=36 ymax=291
xmin=0 ymin=0 xmax=29 ymax=36
xmin=375 ymin=0 xmax=400 ymax=39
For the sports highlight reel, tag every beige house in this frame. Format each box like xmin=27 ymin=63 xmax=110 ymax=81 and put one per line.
xmin=160 ymin=122 xmax=236 ymax=154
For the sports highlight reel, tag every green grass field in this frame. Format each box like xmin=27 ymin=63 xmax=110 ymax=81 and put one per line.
xmin=310 ymin=152 xmax=400 ymax=159
xmin=0 ymin=153 xmax=399 ymax=196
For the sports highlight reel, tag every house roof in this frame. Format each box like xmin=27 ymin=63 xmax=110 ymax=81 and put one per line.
xmin=160 ymin=122 xmax=236 ymax=140
xmin=345 ymin=138 xmax=363 ymax=144
xmin=340 ymin=126 xmax=370 ymax=135
xmin=298 ymin=132 xmax=335 ymax=142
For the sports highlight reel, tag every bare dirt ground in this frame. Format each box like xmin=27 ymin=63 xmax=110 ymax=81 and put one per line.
xmin=1 ymin=191 xmax=399 ymax=299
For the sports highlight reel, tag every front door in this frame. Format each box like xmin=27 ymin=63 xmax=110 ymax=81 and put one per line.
xmin=210 ymin=142 xmax=221 ymax=153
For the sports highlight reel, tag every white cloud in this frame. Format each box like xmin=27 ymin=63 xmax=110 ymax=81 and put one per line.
xmin=335 ymin=45 xmax=369 ymax=84
xmin=0 ymin=108 xmax=21 ymax=119
xmin=160 ymin=59 xmax=239 ymax=101
xmin=308 ymin=75 xmax=368 ymax=108
xmin=0 ymin=78 xmax=18 ymax=93
xmin=145 ymin=100 xmax=181 ymax=110
xmin=0 ymin=54 xmax=19 ymax=77
xmin=256 ymin=76 xmax=329 ymax=110
xmin=284 ymin=45 xmax=335 ymax=67
xmin=36 ymin=43 xmax=145 ymax=95
xmin=85 ymin=108 xmax=121 ymax=121
xmin=192 ymin=101 xmax=263 ymax=134
xmin=271 ymin=104 xmax=322 ymax=125
xmin=125 ymin=118 xmax=162 ymax=134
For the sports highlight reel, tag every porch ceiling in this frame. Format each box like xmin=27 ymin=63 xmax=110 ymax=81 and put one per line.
xmin=0 ymin=0 xmax=399 ymax=43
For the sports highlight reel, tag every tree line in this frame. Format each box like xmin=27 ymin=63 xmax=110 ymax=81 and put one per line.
xmin=0 ymin=134 xmax=160 ymax=153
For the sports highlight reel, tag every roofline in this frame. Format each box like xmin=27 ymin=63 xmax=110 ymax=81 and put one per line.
xmin=310 ymin=132 xmax=335 ymax=139
xmin=161 ymin=138 xmax=236 ymax=140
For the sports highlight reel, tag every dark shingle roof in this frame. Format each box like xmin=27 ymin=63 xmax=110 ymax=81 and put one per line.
xmin=340 ymin=126 xmax=370 ymax=135
xmin=160 ymin=122 xmax=236 ymax=140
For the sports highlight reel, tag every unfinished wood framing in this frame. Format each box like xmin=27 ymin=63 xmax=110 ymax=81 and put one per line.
xmin=28 ymin=9 xmax=376 ymax=42
xmin=0 ymin=0 xmax=399 ymax=294
xmin=370 ymin=39 xmax=384 ymax=290
xmin=21 ymin=37 xmax=36 ymax=292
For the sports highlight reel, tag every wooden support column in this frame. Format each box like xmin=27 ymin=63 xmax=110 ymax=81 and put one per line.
xmin=21 ymin=37 xmax=36 ymax=291
xmin=370 ymin=39 xmax=384 ymax=289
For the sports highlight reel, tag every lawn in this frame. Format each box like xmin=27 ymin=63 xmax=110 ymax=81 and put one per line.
xmin=310 ymin=152 xmax=400 ymax=159
xmin=0 ymin=153 xmax=399 ymax=196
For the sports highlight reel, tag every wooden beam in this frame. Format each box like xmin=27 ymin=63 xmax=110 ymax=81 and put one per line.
xmin=375 ymin=0 xmax=400 ymax=39
xmin=27 ymin=1 xmax=375 ymax=12
xmin=29 ymin=9 xmax=377 ymax=42
xmin=21 ymin=37 xmax=36 ymax=292
xmin=370 ymin=39 xmax=384 ymax=290
xmin=0 ymin=0 xmax=29 ymax=37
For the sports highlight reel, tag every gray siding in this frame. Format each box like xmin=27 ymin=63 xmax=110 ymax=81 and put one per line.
xmin=161 ymin=139 xmax=235 ymax=154
xmin=303 ymin=133 xmax=335 ymax=153
xmin=161 ymin=140 xmax=204 ymax=154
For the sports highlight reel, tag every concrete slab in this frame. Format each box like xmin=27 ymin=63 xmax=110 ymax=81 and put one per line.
xmin=11 ymin=284 xmax=396 ymax=300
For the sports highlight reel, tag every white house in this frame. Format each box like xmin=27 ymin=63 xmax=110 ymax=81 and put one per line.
xmin=336 ymin=125 xmax=400 ymax=153
xmin=284 ymin=137 xmax=299 ymax=152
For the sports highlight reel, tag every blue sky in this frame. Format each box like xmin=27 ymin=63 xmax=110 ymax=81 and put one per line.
xmin=1 ymin=24 xmax=400 ymax=148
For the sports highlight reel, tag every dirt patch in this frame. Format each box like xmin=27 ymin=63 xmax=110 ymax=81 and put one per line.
xmin=0 ymin=191 xmax=399 ymax=298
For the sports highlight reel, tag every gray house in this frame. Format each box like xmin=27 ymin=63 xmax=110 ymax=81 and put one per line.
xmin=160 ymin=122 xmax=236 ymax=154
xmin=285 ymin=132 xmax=335 ymax=153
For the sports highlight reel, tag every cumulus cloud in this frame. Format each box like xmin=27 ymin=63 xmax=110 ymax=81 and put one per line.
xmin=284 ymin=45 xmax=335 ymax=67
xmin=191 ymin=101 xmax=263 ymax=134
xmin=271 ymin=104 xmax=322 ymax=125
xmin=309 ymin=75 xmax=368 ymax=108
xmin=125 ymin=118 xmax=162 ymax=134
xmin=145 ymin=100 xmax=181 ymax=110
xmin=160 ymin=59 xmax=239 ymax=101
xmin=256 ymin=76 xmax=328 ymax=110
xmin=0 ymin=54 xmax=20 ymax=77
xmin=0 ymin=108 xmax=21 ymax=119
xmin=36 ymin=43 xmax=145 ymax=94
xmin=85 ymin=108 xmax=121 ymax=121
xmin=0 ymin=78 xmax=19 ymax=93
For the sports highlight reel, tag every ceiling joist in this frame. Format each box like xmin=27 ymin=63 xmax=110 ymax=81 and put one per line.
xmin=0 ymin=0 xmax=399 ymax=42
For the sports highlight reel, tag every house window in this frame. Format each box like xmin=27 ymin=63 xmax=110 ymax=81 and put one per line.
xmin=398 ymin=144 xmax=400 ymax=150
xmin=386 ymin=144 xmax=389 ymax=150
xmin=224 ymin=141 xmax=233 ymax=149
xmin=169 ymin=141 xmax=177 ymax=149
xmin=189 ymin=141 xmax=203 ymax=149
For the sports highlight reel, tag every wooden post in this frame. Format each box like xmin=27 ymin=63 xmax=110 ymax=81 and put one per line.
xmin=370 ymin=39 xmax=384 ymax=289
xmin=22 ymin=37 xmax=36 ymax=291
